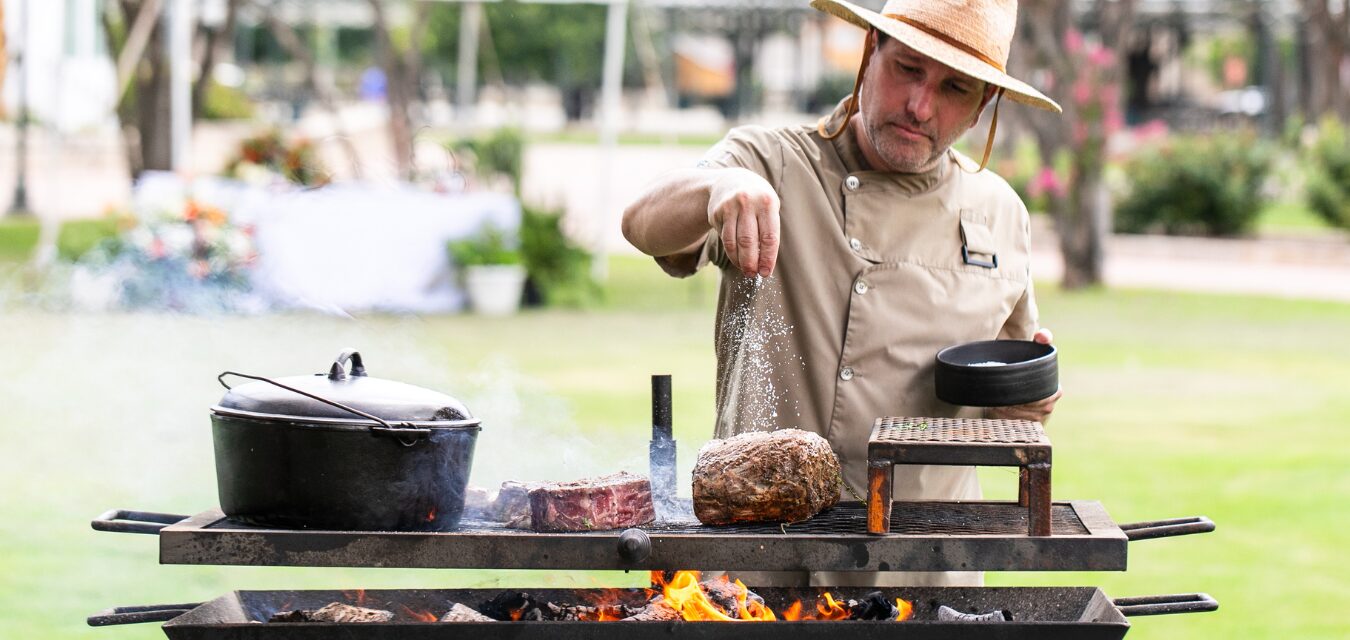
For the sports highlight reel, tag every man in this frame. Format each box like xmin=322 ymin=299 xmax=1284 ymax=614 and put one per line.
xmin=622 ymin=0 xmax=1062 ymax=586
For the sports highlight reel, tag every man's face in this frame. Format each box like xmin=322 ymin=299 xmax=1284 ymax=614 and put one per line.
xmin=853 ymin=35 xmax=995 ymax=173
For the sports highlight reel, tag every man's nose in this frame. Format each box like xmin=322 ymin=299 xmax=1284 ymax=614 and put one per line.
xmin=907 ymin=83 xmax=937 ymax=123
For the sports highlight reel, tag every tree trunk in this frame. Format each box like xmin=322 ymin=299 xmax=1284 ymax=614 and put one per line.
xmin=368 ymin=0 xmax=426 ymax=180
xmin=191 ymin=0 xmax=240 ymax=121
xmin=131 ymin=3 xmax=174 ymax=175
xmin=1302 ymin=0 xmax=1350 ymax=121
xmin=1013 ymin=0 xmax=1133 ymax=290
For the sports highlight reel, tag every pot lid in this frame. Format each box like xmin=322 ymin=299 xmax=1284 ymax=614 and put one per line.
xmin=213 ymin=349 xmax=477 ymax=427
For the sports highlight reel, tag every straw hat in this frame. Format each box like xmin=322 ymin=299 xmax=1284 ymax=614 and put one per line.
xmin=811 ymin=0 xmax=1062 ymax=168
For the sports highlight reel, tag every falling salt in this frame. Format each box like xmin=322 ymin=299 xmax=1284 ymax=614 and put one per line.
xmin=716 ymin=274 xmax=801 ymax=435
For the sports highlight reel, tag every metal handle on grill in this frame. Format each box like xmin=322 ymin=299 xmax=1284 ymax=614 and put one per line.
xmin=1113 ymin=593 xmax=1218 ymax=617
xmin=91 ymin=509 xmax=188 ymax=535
xmin=618 ymin=528 xmax=652 ymax=563
xmin=1120 ymin=516 xmax=1215 ymax=541
xmin=87 ymin=603 xmax=202 ymax=626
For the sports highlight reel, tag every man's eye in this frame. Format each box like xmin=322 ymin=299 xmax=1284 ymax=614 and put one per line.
xmin=899 ymin=64 xmax=920 ymax=75
xmin=948 ymin=83 xmax=971 ymax=94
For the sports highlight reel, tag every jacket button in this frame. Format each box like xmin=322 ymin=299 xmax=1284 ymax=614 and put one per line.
xmin=854 ymin=280 xmax=869 ymax=295
xmin=849 ymin=237 xmax=863 ymax=252
xmin=845 ymin=175 xmax=861 ymax=191
xmin=839 ymin=367 xmax=854 ymax=381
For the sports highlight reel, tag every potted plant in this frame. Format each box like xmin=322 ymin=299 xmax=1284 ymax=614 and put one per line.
xmin=447 ymin=224 xmax=526 ymax=316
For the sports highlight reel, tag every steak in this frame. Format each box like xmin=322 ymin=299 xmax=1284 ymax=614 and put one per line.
xmin=527 ymin=471 xmax=656 ymax=532
xmin=692 ymin=428 xmax=841 ymax=525
xmin=491 ymin=480 xmax=539 ymax=529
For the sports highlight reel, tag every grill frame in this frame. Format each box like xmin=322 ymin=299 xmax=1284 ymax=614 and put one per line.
xmin=132 ymin=500 xmax=1132 ymax=572
xmin=87 ymin=586 xmax=1218 ymax=640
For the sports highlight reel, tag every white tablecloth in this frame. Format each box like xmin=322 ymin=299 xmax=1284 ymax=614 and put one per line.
xmin=133 ymin=173 xmax=520 ymax=313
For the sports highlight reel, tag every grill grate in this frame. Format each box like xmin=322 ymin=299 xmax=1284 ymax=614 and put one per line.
xmin=157 ymin=501 xmax=1130 ymax=571
xmin=874 ymin=417 xmax=1044 ymax=444
xmin=210 ymin=501 xmax=1089 ymax=537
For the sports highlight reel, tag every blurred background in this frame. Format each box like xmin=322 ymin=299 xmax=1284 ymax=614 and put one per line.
xmin=0 ymin=0 xmax=1346 ymax=638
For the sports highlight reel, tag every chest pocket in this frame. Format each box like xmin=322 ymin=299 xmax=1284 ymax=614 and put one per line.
xmin=958 ymin=210 xmax=998 ymax=269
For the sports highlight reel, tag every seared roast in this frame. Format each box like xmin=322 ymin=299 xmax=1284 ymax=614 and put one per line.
xmin=692 ymin=429 xmax=841 ymax=525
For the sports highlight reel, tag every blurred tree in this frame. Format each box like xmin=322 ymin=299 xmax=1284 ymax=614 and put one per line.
xmin=1013 ymin=0 xmax=1135 ymax=290
xmin=369 ymin=0 xmax=431 ymax=180
xmin=101 ymin=0 xmax=242 ymax=179
xmin=425 ymin=2 xmax=610 ymax=121
xmin=1299 ymin=0 xmax=1349 ymax=122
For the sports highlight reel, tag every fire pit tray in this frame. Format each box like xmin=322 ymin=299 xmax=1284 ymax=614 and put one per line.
xmin=88 ymin=586 xmax=1217 ymax=640
xmin=95 ymin=502 xmax=1215 ymax=572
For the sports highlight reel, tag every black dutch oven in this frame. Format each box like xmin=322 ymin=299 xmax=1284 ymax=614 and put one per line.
xmin=210 ymin=349 xmax=481 ymax=531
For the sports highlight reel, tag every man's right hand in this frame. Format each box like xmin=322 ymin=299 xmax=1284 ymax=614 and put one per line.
xmin=707 ymin=168 xmax=781 ymax=278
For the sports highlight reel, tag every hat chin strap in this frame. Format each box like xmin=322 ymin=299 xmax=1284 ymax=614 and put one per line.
xmin=817 ymin=29 xmax=1005 ymax=173
xmin=817 ymin=30 xmax=873 ymax=141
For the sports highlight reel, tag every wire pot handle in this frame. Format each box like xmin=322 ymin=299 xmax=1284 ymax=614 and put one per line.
xmin=88 ymin=603 xmax=202 ymax=626
xmin=217 ymin=370 xmax=430 ymax=446
xmin=1113 ymin=593 xmax=1218 ymax=617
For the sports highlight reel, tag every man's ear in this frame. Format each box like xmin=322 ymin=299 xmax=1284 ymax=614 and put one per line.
xmin=975 ymin=84 xmax=999 ymax=117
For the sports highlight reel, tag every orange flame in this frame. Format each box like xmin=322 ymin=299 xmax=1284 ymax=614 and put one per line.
xmin=399 ymin=605 xmax=438 ymax=623
xmin=814 ymin=592 xmax=850 ymax=620
xmin=895 ymin=598 xmax=914 ymax=621
xmin=342 ymin=589 xmax=368 ymax=606
xmin=659 ymin=571 xmax=777 ymax=621
xmin=425 ymin=506 xmax=437 ymax=522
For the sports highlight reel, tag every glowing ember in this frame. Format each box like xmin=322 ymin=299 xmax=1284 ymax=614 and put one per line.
xmin=399 ymin=605 xmax=438 ymax=623
xmin=425 ymin=506 xmax=437 ymax=522
xmin=895 ymin=598 xmax=914 ymax=621
xmin=654 ymin=571 xmax=914 ymax=622
xmin=342 ymin=589 xmax=368 ymax=607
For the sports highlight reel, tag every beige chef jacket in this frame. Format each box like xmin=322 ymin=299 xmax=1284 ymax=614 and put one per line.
xmin=657 ymin=101 xmax=1040 ymax=587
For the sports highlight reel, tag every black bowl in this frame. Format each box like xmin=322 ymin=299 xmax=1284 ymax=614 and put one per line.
xmin=934 ymin=340 xmax=1058 ymax=407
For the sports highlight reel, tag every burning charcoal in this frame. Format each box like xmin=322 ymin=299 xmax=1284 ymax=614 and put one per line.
xmin=270 ymin=603 xmax=395 ymax=623
xmin=936 ymin=605 xmax=1012 ymax=622
xmin=847 ymin=592 xmax=900 ymax=621
xmin=700 ymin=578 xmax=765 ymax=617
xmin=268 ymin=610 xmax=310 ymax=623
xmin=478 ymin=591 xmax=547 ymax=621
xmin=461 ymin=486 xmax=494 ymax=520
xmin=440 ymin=603 xmax=495 ymax=622
xmin=527 ymin=472 xmax=656 ymax=532
xmin=623 ymin=600 xmax=681 ymax=622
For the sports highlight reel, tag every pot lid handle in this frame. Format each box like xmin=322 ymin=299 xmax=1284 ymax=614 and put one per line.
xmin=217 ymin=371 xmax=431 ymax=446
xmin=329 ymin=349 xmax=368 ymax=380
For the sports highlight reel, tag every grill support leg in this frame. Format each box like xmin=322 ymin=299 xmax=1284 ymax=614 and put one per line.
xmin=1027 ymin=463 xmax=1052 ymax=537
xmin=867 ymin=462 xmax=892 ymax=535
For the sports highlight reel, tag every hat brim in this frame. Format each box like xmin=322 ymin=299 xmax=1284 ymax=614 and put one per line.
xmin=811 ymin=0 xmax=1062 ymax=113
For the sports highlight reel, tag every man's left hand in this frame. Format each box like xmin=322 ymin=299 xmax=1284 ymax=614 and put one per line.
xmin=987 ymin=328 xmax=1062 ymax=424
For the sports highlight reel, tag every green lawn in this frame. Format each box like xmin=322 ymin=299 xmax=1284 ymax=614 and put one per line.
xmin=1 ymin=256 xmax=1347 ymax=639
xmin=1256 ymin=200 xmax=1340 ymax=235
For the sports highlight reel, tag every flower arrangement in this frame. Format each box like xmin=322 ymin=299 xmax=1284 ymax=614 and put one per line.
xmin=224 ymin=131 xmax=330 ymax=188
xmin=73 ymin=198 xmax=262 ymax=312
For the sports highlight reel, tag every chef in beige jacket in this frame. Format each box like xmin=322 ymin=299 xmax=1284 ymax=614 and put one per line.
xmin=623 ymin=0 xmax=1063 ymax=587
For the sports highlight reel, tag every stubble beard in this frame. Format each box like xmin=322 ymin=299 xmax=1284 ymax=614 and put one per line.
xmin=859 ymin=109 xmax=978 ymax=174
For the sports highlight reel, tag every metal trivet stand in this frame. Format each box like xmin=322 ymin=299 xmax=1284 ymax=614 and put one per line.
xmin=868 ymin=417 xmax=1052 ymax=536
